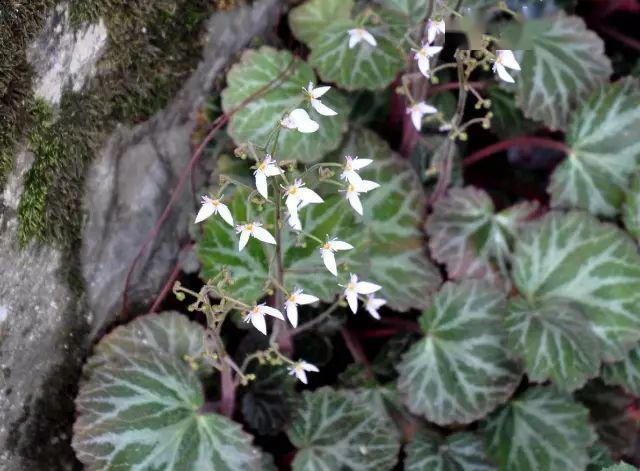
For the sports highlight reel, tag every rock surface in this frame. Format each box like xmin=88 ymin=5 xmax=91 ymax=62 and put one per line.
xmin=0 ymin=1 xmax=279 ymax=468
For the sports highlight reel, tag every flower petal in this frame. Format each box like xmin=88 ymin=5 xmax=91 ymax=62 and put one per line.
xmin=347 ymin=192 xmax=363 ymax=215
xmin=296 ymin=369 xmax=308 ymax=384
xmin=238 ymin=230 xmax=250 ymax=251
xmin=362 ymin=30 xmax=377 ymax=47
xmin=321 ymin=249 xmax=338 ymax=276
xmin=496 ymin=63 xmax=515 ymax=83
xmin=251 ymin=313 xmax=267 ymax=335
xmin=350 ymin=158 xmax=372 ymax=170
xmin=216 ymin=203 xmax=234 ymax=226
xmin=195 ymin=201 xmax=216 ymax=224
xmin=311 ymin=99 xmax=338 ymax=116
xmin=262 ymin=305 xmax=285 ymax=320
xmin=296 ymin=293 xmax=319 ymax=305
xmin=410 ymin=109 xmax=423 ymax=131
xmin=417 ymin=102 xmax=438 ymax=114
xmin=311 ymin=85 xmax=331 ymax=98
xmin=330 ymin=240 xmax=353 ymax=251
xmin=296 ymin=118 xmax=320 ymax=133
xmin=355 ymin=179 xmax=379 ymax=193
xmin=356 ymin=281 xmax=381 ymax=294
xmin=302 ymin=362 xmax=320 ymax=372
xmin=417 ymin=55 xmax=430 ymax=77
xmin=286 ymin=302 xmax=298 ymax=327
xmin=251 ymin=225 xmax=277 ymax=245
xmin=288 ymin=211 xmax=302 ymax=231
xmin=499 ymin=50 xmax=521 ymax=70
xmin=298 ymin=187 xmax=324 ymax=205
xmin=346 ymin=290 xmax=358 ymax=313
xmin=255 ymin=172 xmax=268 ymax=199
xmin=264 ymin=165 xmax=284 ymax=177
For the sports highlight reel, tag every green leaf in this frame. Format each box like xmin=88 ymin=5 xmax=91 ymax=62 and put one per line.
xmin=512 ymin=211 xmax=640 ymax=361
xmin=221 ymin=47 xmax=349 ymax=163
xmin=483 ymin=386 xmax=596 ymax=471
xmin=86 ymin=311 xmax=210 ymax=375
xmin=405 ymin=429 xmax=496 ymax=471
xmin=425 ymin=186 xmax=537 ymax=285
xmin=588 ymin=443 xmax=615 ymax=471
xmin=487 ymin=87 xmax=538 ymax=139
xmin=380 ymin=0 xmax=429 ymax=23
xmin=288 ymin=0 xmax=354 ymax=44
xmin=505 ymin=297 xmax=601 ymax=391
xmin=287 ymin=387 xmax=400 ymax=470
xmin=197 ymin=191 xmax=269 ymax=305
xmin=332 ymin=127 xmax=442 ymax=311
xmin=73 ymin=350 xmax=261 ymax=470
xmin=308 ymin=12 xmax=406 ymax=90
xmin=602 ymin=342 xmax=640 ymax=396
xmin=548 ymin=79 xmax=640 ymax=216
xmin=509 ymin=13 xmax=612 ymax=129
xmin=602 ymin=463 xmax=639 ymax=471
xmin=624 ymin=173 xmax=640 ymax=239
xmin=396 ymin=280 xmax=521 ymax=425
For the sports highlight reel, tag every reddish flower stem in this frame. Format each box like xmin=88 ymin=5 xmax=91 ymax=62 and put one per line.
xmin=598 ymin=25 xmax=640 ymax=51
xmin=148 ymin=242 xmax=194 ymax=314
xmin=340 ymin=326 xmax=374 ymax=378
xmin=463 ymin=136 xmax=570 ymax=167
xmin=220 ymin=363 xmax=236 ymax=417
xmin=358 ymin=327 xmax=401 ymax=339
xmin=379 ymin=317 xmax=421 ymax=333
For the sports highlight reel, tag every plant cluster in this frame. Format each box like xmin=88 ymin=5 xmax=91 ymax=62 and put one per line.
xmin=70 ymin=0 xmax=640 ymax=470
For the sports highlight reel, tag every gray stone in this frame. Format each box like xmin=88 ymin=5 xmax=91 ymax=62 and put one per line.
xmin=0 ymin=0 xmax=279 ymax=468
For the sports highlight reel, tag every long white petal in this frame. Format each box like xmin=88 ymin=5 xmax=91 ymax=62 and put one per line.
xmin=343 ymin=170 xmax=363 ymax=185
xmin=262 ymin=306 xmax=285 ymax=320
xmin=286 ymin=302 xmax=298 ymax=327
xmin=264 ymin=165 xmax=283 ymax=177
xmin=286 ymin=194 xmax=300 ymax=216
xmin=410 ymin=110 xmax=423 ymax=131
xmin=347 ymin=192 xmax=363 ymax=215
xmin=251 ymin=313 xmax=267 ymax=335
xmin=296 ymin=118 xmax=319 ymax=133
xmin=499 ymin=50 xmax=521 ymax=70
xmin=348 ymin=31 xmax=360 ymax=48
xmin=362 ymin=30 xmax=377 ymax=47
xmin=355 ymin=180 xmax=379 ymax=193
xmin=427 ymin=46 xmax=443 ymax=57
xmin=350 ymin=158 xmax=372 ymax=170
xmin=255 ymin=172 xmax=268 ymax=199
xmin=216 ymin=203 xmax=234 ymax=226
xmin=417 ymin=55 xmax=430 ymax=77
xmin=356 ymin=281 xmax=381 ymax=294
xmin=296 ymin=293 xmax=319 ymax=305
xmin=252 ymin=226 xmax=277 ymax=245
xmin=288 ymin=211 xmax=302 ymax=231
xmin=311 ymin=99 xmax=338 ymax=116
xmin=346 ymin=290 xmax=358 ymax=313
xmin=298 ymin=188 xmax=324 ymax=204
xmin=496 ymin=64 xmax=515 ymax=83
xmin=311 ymin=86 xmax=331 ymax=98
xmin=289 ymin=108 xmax=312 ymax=123
xmin=330 ymin=240 xmax=353 ymax=251
xmin=238 ymin=230 xmax=250 ymax=251
xmin=321 ymin=249 xmax=338 ymax=276
xmin=302 ymin=362 xmax=319 ymax=372
xmin=296 ymin=369 xmax=308 ymax=384
xmin=366 ymin=305 xmax=381 ymax=320
xmin=418 ymin=102 xmax=438 ymax=114
xmin=195 ymin=202 xmax=216 ymax=223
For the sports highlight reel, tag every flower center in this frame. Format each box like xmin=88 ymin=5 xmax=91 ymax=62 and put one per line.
xmin=246 ymin=224 xmax=253 ymax=231
xmin=347 ymin=184 xmax=355 ymax=193
xmin=347 ymin=282 xmax=356 ymax=291
xmin=322 ymin=242 xmax=331 ymax=250
xmin=288 ymin=294 xmax=297 ymax=303
xmin=289 ymin=186 xmax=298 ymax=195
xmin=258 ymin=162 xmax=266 ymax=171
xmin=357 ymin=29 xmax=365 ymax=37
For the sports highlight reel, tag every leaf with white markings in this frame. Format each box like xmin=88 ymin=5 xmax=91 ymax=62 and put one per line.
xmin=483 ymin=386 xmax=596 ymax=471
xmin=511 ymin=211 xmax=640 ymax=362
xmin=505 ymin=298 xmax=601 ymax=391
xmin=405 ymin=429 xmax=496 ymax=471
xmin=73 ymin=350 xmax=261 ymax=470
xmin=602 ymin=342 xmax=640 ymax=396
xmin=624 ymin=173 xmax=640 ymax=239
xmin=426 ymin=186 xmax=537 ymax=285
xmin=380 ymin=0 xmax=429 ymax=23
xmin=396 ymin=281 xmax=521 ymax=425
xmin=221 ymin=47 xmax=349 ymax=163
xmin=506 ymin=13 xmax=611 ymax=129
xmin=287 ymin=387 xmax=400 ymax=470
xmin=289 ymin=0 xmax=354 ymax=44
xmin=549 ymin=79 xmax=640 ymax=216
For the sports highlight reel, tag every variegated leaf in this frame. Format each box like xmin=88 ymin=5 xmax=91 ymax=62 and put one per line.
xmin=624 ymin=172 xmax=640 ymax=239
xmin=405 ymin=430 xmax=496 ymax=471
xmin=221 ymin=47 xmax=349 ymax=163
xmin=288 ymin=0 xmax=354 ymax=44
xmin=73 ymin=350 xmax=261 ymax=470
xmin=425 ymin=186 xmax=537 ymax=284
xmin=396 ymin=281 xmax=521 ymax=425
xmin=505 ymin=298 xmax=601 ymax=391
xmin=602 ymin=342 xmax=640 ymax=396
xmin=287 ymin=387 xmax=400 ymax=470
xmin=549 ymin=79 xmax=640 ymax=216
xmin=508 ymin=13 xmax=612 ymax=129
xmin=483 ymin=386 xmax=596 ymax=471
xmin=512 ymin=211 xmax=640 ymax=362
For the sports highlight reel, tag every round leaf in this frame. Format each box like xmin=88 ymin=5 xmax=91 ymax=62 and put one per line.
xmin=380 ymin=0 xmax=429 ymax=23
xmin=624 ymin=172 xmax=640 ymax=239
xmin=308 ymin=14 xmax=406 ymax=90
xmin=483 ymin=386 xmax=596 ymax=471
xmin=405 ymin=430 xmax=496 ymax=471
xmin=287 ymin=387 xmax=400 ymax=470
xmin=73 ymin=351 xmax=261 ymax=470
xmin=221 ymin=47 xmax=349 ymax=163
xmin=602 ymin=342 xmax=640 ymax=396
xmin=512 ymin=211 xmax=640 ymax=361
xmin=396 ymin=280 xmax=521 ymax=425
xmin=508 ymin=13 xmax=612 ymax=129
xmin=288 ymin=0 xmax=354 ymax=44
xmin=549 ymin=79 xmax=640 ymax=216
xmin=505 ymin=297 xmax=601 ymax=391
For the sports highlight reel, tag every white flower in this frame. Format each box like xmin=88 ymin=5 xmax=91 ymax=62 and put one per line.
xmin=287 ymin=210 xmax=302 ymax=231
xmin=344 ymin=180 xmax=380 ymax=216
xmin=304 ymin=82 xmax=337 ymax=116
xmin=287 ymin=360 xmax=319 ymax=384
xmin=426 ymin=18 xmax=446 ymax=43
xmin=281 ymin=108 xmax=319 ymax=133
xmin=253 ymin=154 xmax=283 ymax=199
xmin=235 ymin=221 xmax=276 ymax=251
xmin=365 ymin=295 xmax=386 ymax=320
xmin=244 ymin=303 xmax=285 ymax=335
xmin=407 ymin=101 xmax=438 ymax=131
xmin=341 ymin=155 xmax=373 ymax=185
xmin=284 ymin=179 xmax=324 ymax=230
xmin=284 ymin=288 xmax=319 ymax=327
xmin=493 ymin=50 xmax=521 ymax=84
xmin=320 ymin=238 xmax=354 ymax=276
xmin=414 ymin=42 xmax=443 ymax=77
xmin=342 ymin=274 xmax=381 ymax=313
xmin=347 ymin=28 xmax=377 ymax=48
xmin=194 ymin=195 xmax=233 ymax=226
